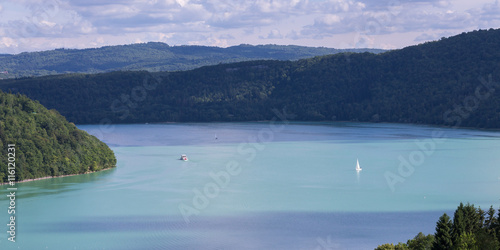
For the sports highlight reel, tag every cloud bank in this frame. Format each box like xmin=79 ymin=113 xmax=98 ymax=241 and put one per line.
xmin=0 ymin=0 xmax=499 ymax=53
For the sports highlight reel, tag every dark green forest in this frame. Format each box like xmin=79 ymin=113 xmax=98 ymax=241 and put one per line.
xmin=375 ymin=203 xmax=500 ymax=250
xmin=0 ymin=91 xmax=116 ymax=183
xmin=0 ymin=43 xmax=384 ymax=78
xmin=1 ymin=29 xmax=500 ymax=128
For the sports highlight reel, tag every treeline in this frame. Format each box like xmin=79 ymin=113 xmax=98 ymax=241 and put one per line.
xmin=0 ymin=42 xmax=384 ymax=78
xmin=375 ymin=203 xmax=500 ymax=250
xmin=0 ymin=90 xmax=116 ymax=183
xmin=0 ymin=29 xmax=500 ymax=128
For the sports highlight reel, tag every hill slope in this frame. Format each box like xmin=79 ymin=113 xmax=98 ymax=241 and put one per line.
xmin=0 ymin=43 xmax=384 ymax=78
xmin=0 ymin=91 xmax=116 ymax=183
xmin=1 ymin=29 xmax=500 ymax=128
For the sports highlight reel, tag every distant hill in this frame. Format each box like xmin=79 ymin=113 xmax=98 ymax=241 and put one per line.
xmin=0 ymin=43 xmax=384 ymax=78
xmin=0 ymin=91 xmax=116 ymax=183
xmin=1 ymin=28 xmax=500 ymax=129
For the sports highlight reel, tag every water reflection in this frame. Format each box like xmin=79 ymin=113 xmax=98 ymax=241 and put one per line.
xmin=0 ymin=168 xmax=116 ymax=199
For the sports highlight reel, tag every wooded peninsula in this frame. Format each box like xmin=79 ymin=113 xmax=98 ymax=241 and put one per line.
xmin=0 ymin=91 xmax=116 ymax=183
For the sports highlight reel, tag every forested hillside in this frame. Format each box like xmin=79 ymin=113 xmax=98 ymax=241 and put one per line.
xmin=0 ymin=43 xmax=384 ymax=78
xmin=0 ymin=91 xmax=116 ymax=183
xmin=0 ymin=28 xmax=499 ymax=128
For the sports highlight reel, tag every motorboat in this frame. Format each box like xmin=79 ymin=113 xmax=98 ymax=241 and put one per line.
xmin=180 ymin=154 xmax=188 ymax=161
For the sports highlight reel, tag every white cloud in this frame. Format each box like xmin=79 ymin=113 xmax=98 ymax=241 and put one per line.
xmin=176 ymin=0 xmax=189 ymax=7
xmin=39 ymin=20 xmax=57 ymax=27
xmin=414 ymin=32 xmax=439 ymax=41
xmin=322 ymin=14 xmax=342 ymax=25
xmin=479 ymin=0 xmax=500 ymax=21
xmin=0 ymin=0 xmax=498 ymax=53
xmin=260 ymin=29 xmax=284 ymax=39
xmin=299 ymin=0 xmax=498 ymax=41
xmin=287 ymin=30 xmax=301 ymax=40
xmin=219 ymin=33 xmax=235 ymax=40
xmin=0 ymin=37 xmax=17 ymax=49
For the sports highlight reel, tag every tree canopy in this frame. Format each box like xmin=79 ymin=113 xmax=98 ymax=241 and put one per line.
xmin=376 ymin=202 xmax=500 ymax=250
xmin=0 ymin=43 xmax=384 ymax=79
xmin=0 ymin=90 xmax=116 ymax=183
xmin=1 ymin=29 xmax=500 ymax=128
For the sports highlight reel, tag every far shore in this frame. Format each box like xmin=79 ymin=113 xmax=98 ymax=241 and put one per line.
xmin=0 ymin=167 xmax=115 ymax=186
xmin=77 ymin=120 xmax=500 ymax=132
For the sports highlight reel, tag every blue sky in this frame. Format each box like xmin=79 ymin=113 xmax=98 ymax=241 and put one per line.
xmin=0 ymin=0 xmax=499 ymax=54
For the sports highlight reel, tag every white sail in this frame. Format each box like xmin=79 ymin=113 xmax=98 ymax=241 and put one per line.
xmin=356 ymin=159 xmax=362 ymax=171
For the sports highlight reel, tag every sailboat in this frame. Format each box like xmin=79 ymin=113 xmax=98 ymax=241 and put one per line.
xmin=355 ymin=159 xmax=362 ymax=172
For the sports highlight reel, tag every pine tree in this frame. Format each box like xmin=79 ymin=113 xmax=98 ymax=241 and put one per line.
xmin=455 ymin=232 xmax=478 ymax=250
xmin=462 ymin=203 xmax=480 ymax=233
xmin=475 ymin=228 xmax=499 ymax=250
xmin=452 ymin=203 xmax=466 ymax=245
xmin=476 ymin=207 xmax=485 ymax=229
xmin=432 ymin=213 xmax=453 ymax=250
xmin=485 ymin=206 xmax=497 ymax=231
xmin=496 ymin=208 xmax=500 ymax=246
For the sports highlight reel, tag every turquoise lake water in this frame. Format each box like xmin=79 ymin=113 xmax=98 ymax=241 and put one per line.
xmin=1 ymin=122 xmax=500 ymax=249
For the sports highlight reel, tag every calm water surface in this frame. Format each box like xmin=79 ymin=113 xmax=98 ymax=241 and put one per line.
xmin=1 ymin=122 xmax=500 ymax=249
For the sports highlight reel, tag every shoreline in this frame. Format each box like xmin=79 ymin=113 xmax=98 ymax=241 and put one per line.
xmin=0 ymin=167 xmax=115 ymax=186
xmin=77 ymin=120 xmax=500 ymax=133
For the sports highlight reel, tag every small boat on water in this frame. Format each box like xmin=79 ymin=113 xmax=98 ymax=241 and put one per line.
xmin=355 ymin=159 xmax=362 ymax=172
xmin=180 ymin=154 xmax=188 ymax=161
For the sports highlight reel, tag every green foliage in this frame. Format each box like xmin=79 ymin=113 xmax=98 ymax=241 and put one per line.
xmin=380 ymin=203 xmax=500 ymax=250
xmin=375 ymin=243 xmax=395 ymax=250
xmin=454 ymin=233 xmax=477 ymax=250
xmin=452 ymin=203 xmax=483 ymax=246
xmin=0 ymin=29 xmax=499 ymax=128
xmin=376 ymin=243 xmax=397 ymax=250
xmin=485 ymin=206 xmax=498 ymax=230
xmin=432 ymin=213 xmax=453 ymax=250
xmin=0 ymin=43 xmax=384 ymax=79
xmin=407 ymin=232 xmax=434 ymax=250
xmin=396 ymin=242 xmax=410 ymax=250
xmin=450 ymin=203 xmax=500 ymax=249
xmin=497 ymin=208 xmax=500 ymax=245
xmin=452 ymin=203 xmax=467 ymax=245
xmin=0 ymin=90 xmax=116 ymax=183
xmin=375 ymin=242 xmax=409 ymax=250
xmin=475 ymin=228 xmax=499 ymax=250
